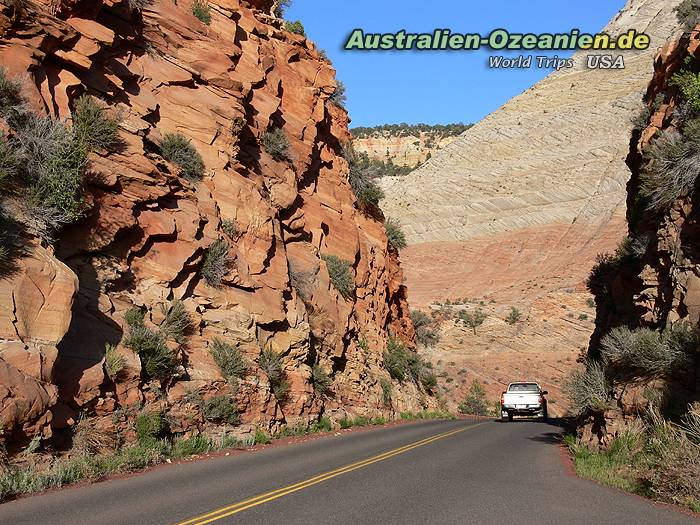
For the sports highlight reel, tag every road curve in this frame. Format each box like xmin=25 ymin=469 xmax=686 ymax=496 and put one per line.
xmin=0 ymin=419 xmax=695 ymax=525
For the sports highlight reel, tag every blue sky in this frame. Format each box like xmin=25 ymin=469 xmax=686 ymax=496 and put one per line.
xmin=285 ymin=1 xmax=626 ymax=128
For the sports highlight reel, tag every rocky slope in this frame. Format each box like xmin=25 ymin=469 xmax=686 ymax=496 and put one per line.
xmin=581 ymin=24 xmax=700 ymax=445
xmin=0 ymin=0 xmax=431 ymax=451
xmin=378 ymin=0 xmax=683 ymax=411
xmin=352 ymin=124 xmax=469 ymax=168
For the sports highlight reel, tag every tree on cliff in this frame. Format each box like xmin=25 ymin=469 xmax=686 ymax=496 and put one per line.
xmin=459 ymin=309 xmax=486 ymax=335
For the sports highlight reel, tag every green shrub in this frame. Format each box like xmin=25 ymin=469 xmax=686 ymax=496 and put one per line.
xmin=210 ymin=338 xmax=247 ymax=382
xmin=564 ymin=360 xmax=610 ymax=416
xmin=458 ymin=379 xmax=488 ymax=415
xmin=311 ymin=364 xmax=332 ymax=396
xmin=284 ymin=20 xmax=305 ymax=35
xmin=411 ymin=309 xmax=440 ymax=347
xmin=160 ymin=300 xmax=192 ymax=343
xmin=262 ymin=129 xmax=290 ymax=161
xmin=134 ymin=411 xmax=164 ymax=445
xmin=309 ymin=416 xmax=332 ymax=433
xmin=202 ymin=395 xmax=239 ymax=425
xmin=221 ymin=218 xmax=238 ymax=238
xmin=675 ymin=0 xmax=700 ymax=33
xmin=505 ymin=306 xmax=521 ymax=325
xmin=600 ymin=325 xmax=693 ymax=377
xmin=124 ymin=306 xmax=145 ymax=327
xmin=343 ymin=144 xmax=386 ymax=210
xmin=124 ymin=325 xmax=176 ymax=379
xmin=161 ymin=132 xmax=205 ymax=180
xmin=329 ymin=80 xmax=347 ymax=109
xmin=578 ymin=313 xmax=588 ymax=321
xmin=351 ymin=122 xmax=472 ymax=140
xmin=18 ymin=115 xmax=88 ymax=236
xmin=587 ymin=253 xmax=620 ymax=296
xmin=640 ymin=118 xmax=700 ymax=211
xmin=420 ymin=370 xmax=438 ymax=392
xmin=259 ymin=347 xmax=287 ymax=401
xmin=384 ymin=217 xmax=407 ymax=251
xmin=0 ymin=67 xmax=24 ymax=124
xmin=259 ymin=347 xmax=283 ymax=384
xmin=321 ymin=254 xmax=354 ymax=299
xmin=254 ymin=427 xmax=271 ymax=445
xmin=458 ymin=308 xmax=486 ymax=334
xmin=72 ymin=95 xmax=119 ymax=151
xmin=104 ymin=343 xmax=125 ymax=381
xmin=380 ymin=377 xmax=392 ymax=407
xmin=202 ymin=239 xmax=231 ymax=287
xmin=586 ymin=297 xmax=596 ymax=308
xmin=0 ymin=133 xmax=18 ymax=187
xmin=71 ymin=416 xmax=115 ymax=454
xmin=382 ymin=337 xmax=426 ymax=384
xmin=191 ymin=0 xmax=211 ymax=24
xmin=171 ymin=434 xmax=212 ymax=458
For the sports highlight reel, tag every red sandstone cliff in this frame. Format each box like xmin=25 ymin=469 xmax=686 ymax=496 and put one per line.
xmin=0 ymin=0 xmax=429 ymax=447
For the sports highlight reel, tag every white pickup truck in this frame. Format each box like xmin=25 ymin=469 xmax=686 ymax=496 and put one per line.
xmin=500 ymin=382 xmax=548 ymax=422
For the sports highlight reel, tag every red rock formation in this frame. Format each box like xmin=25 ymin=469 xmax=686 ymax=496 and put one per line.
xmin=0 ymin=0 xmax=428 ymax=445
xmin=580 ymin=27 xmax=700 ymax=446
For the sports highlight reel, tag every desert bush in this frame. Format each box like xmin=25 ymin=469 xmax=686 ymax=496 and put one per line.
xmin=134 ymin=411 xmax=164 ymax=445
xmin=380 ymin=377 xmax=392 ymax=407
xmin=384 ymin=217 xmax=407 ymax=251
xmin=288 ymin=261 xmax=315 ymax=302
xmin=259 ymin=347 xmax=287 ymax=401
xmin=284 ymin=20 xmax=305 ymax=35
xmin=191 ymin=0 xmax=211 ymax=24
xmin=124 ymin=324 xmax=176 ymax=380
xmin=17 ymin=115 xmax=88 ymax=236
xmin=675 ymin=0 xmax=700 ymax=33
xmin=600 ymin=326 xmax=689 ymax=377
xmin=124 ymin=306 xmax=145 ymax=327
xmin=0 ymin=134 xmax=18 ymax=188
xmin=127 ymin=0 xmax=154 ymax=10
xmin=586 ymin=253 xmax=620 ymax=296
xmin=640 ymin=118 xmax=700 ymax=211
xmin=329 ymin=80 xmax=347 ymax=109
xmin=221 ymin=218 xmax=238 ymax=238
xmin=104 ymin=343 xmax=125 ymax=381
xmin=311 ymin=363 xmax=332 ymax=396
xmin=343 ymin=144 xmax=386 ymax=210
xmin=0 ymin=67 xmax=24 ymax=125
xmin=72 ymin=95 xmax=119 ymax=151
xmin=459 ymin=308 xmax=486 ymax=334
xmin=420 ymin=370 xmax=438 ymax=392
xmin=383 ymin=336 xmax=409 ymax=382
xmin=321 ymin=254 xmax=354 ymax=299
xmin=171 ymin=434 xmax=212 ymax=458
xmin=564 ymin=360 xmax=611 ymax=416
xmin=202 ymin=239 xmax=231 ymax=287
xmin=209 ymin=338 xmax=247 ymax=382
xmin=161 ymin=132 xmax=205 ymax=180
xmin=262 ymin=128 xmax=290 ymax=161
xmin=505 ymin=306 xmax=522 ymax=325
xmin=160 ymin=300 xmax=192 ymax=343
xmin=71 ymin=416 xmax=116 ymax=455
xmin=202 ymin=395 xmax=239 ymax=425
xmin=411 ymin=309 xmax=440 ymax=347
xmin=458 ymin=379 xmax=488 ymax=416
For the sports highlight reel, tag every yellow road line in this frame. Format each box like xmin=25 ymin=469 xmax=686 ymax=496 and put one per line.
xmin=176 ymin=422 xmax=485 ymax=525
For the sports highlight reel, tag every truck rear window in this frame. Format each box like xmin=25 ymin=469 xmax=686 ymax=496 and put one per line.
xmin=509 ymin=383 xmax=539 ymax=392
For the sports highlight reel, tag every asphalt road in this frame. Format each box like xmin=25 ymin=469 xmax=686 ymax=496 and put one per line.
xmin=0 ymin=418 xmax=695 ymax=525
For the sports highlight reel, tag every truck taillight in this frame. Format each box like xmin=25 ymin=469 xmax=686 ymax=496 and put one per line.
xmin=539 ymin=395 xmax=545 ymax=404
xmin=500 ymin=394 xmax=505 ymax=405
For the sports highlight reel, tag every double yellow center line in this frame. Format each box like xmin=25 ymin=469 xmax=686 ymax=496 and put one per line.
xmin=176 ymin=422 xmax=484 ymax=525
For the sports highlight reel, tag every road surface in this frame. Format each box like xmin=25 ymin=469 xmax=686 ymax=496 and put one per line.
xmin=0 ymin=418 xmax=695 ymax=524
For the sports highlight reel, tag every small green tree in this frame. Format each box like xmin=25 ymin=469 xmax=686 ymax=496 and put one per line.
xmin=505 ymin=306 xmax=522 ymax=325
xmin=284 ymin=20 xmax=305 ymax=36
xmin=458 ymin=380 xmax=488 ymax=416
xmin=329 ymin=80 xmax=347 ymax=109
xmin=459 ymin=308 xmax=486 ymax=334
